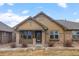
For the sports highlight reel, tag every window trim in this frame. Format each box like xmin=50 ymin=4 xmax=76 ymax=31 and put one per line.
xmin=50 ymin=31 xmax=59 ymax=40
xmin=72 ymin=31 xmax=79 ymax=40
xmin=27 ymin=31 xmax=32 ymax=39
xmin=20 ymin=30 xmax=32 ymax=39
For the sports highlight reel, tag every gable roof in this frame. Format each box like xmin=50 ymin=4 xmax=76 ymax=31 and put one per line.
xmin=14 ymin=12 xmax=79 ymax=31
xmin=0 ymin=22 xmax=13 ymax=32
xmin=14 ymin=16 xmax=48 ymax=31
xmin=33 ymin=12 xmax=67 ymax=30
xmin=33 ymin=12 xmax=79 ymax=30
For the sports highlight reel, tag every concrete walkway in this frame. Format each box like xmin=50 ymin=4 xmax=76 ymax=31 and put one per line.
xmin=0 ymin=46 xmax=79 ymax=51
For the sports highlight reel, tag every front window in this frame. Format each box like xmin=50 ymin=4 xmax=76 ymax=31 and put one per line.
xmin=50 ymin=31 xmax=59 ymax=40
xmin=21 ymin=31 xmax=32 ymax=39
xmin=72 ymin=31 xmax=79 ymax=40
xmin=28 ymin=31 xmax=32 ymax=39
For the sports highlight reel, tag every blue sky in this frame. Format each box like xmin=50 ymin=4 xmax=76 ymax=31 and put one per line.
xmin=0 ymin=3 xmax=79 ymax=27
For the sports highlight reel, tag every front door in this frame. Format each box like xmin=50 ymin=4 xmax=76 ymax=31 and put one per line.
xmin=35 ymin=31 xmax=42 ymax=44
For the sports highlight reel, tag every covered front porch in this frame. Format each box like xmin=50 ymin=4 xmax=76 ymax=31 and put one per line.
xmin=16 ymin=30 xmax=46 ymax=47
xmin=15 ymin=17 xmax=48 ymax=47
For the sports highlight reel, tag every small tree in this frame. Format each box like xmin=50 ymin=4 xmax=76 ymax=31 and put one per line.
xmin=48 ymin=41 xmax=54 ymax=47
xmin=10 ymin=43 xmax=16 ymax=48
xmin=22 ymin=43 xmax=28 ymax=48
xmin=64 ymin=40 xmax=72 ymax=47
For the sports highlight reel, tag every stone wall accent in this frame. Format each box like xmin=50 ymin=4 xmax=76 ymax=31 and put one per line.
xmin=16 ymin=31 xmax=20 ymax=46
xmin=42 ymin=31 xmax=45 ymax=47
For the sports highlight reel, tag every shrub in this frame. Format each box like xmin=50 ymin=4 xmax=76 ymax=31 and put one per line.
xmin=10 ymin=43 xmax=16 ymax=48
xmin=48 ymin=42 xmax=54 ymax=47
xmin=64 ymin=40 xmax=72 ymax=47
xmin=22 ymin=43 xmax=28 ymax=48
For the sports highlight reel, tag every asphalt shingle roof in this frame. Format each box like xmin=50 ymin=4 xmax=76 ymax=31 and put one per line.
xmin=0 ymin=22 xmax=13 ymax=32
xmin=56 ymin=20 xmax=79 ymax=30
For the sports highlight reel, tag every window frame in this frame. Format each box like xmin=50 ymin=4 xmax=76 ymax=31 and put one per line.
xmin=20 ymin=30 xmax=32 ymax=39
xmin=50 ymin=31 xmax=59 ymax=40
xmin=72 ymin=31 xmax=79 ymax=40
xmin=27 ymin=31 xmax=32 ymax=39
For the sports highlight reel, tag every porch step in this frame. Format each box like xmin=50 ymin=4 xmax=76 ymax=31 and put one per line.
xmin=35 ymin=44 xmax=43 ymax=49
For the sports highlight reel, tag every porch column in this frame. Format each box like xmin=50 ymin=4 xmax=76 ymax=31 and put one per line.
xmin=33 ymin=31 xmax=36 ymax=47
xmin=33 ymin=38 xmax=36 ymax=47
xmin=42 ymin=31 xmax=45 ymax=47
xmin=16 ymin=31 xmax=20 ymax=46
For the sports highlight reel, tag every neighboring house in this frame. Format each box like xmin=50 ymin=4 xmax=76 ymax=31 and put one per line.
xmin=0 ymin=22 xmax=13 ymax=44
xmin=14 ymin=12 xmax=79 ymax=47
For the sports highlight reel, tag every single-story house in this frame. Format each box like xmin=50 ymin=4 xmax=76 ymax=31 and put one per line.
xmin=0 ymin=22 xmax=13 ymax=44
xmin=14 ymin=12 xmax=79 ymax=47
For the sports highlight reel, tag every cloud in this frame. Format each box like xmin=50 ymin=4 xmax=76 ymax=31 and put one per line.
xmin=7 ymin=9 xmax=13 ymax=13
xmin=0 ymin=3 xmax=4 ymax=6
xmin=73 ymin=12 xmax=77 ymax=15
xmin=68 ymin=19 xmax=79 ymax=23
xmin=57 ymin=3 xmax=67 ymax=8
xmin=0 ymin=3 xmax=14 ymax=6
xmin=0 ymin=10 xmax=29 ymax=27
xmin=7 ymin=3 xmax=14 ymax=6
xmin=21 ymin=10 xmax=29 ymax=14
xmin=36 ymin=7 xmax=44 ymax=11
xmin=74 ymin=19 xmax=79 ymax=22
